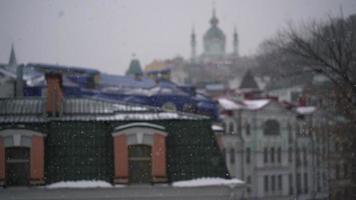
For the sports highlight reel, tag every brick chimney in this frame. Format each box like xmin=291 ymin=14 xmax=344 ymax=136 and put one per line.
xmin=45 ymin=73 xmax=63 ymax=116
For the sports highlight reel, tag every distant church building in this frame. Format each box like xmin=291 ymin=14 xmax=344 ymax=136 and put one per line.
xmin=144 ymin=5 xmax=246 ymax=95
xmin=191 ymin=6 xmax=239 ymax=64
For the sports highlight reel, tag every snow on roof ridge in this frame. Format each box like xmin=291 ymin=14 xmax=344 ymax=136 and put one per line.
xmin=242 ymin=99 xmax=270 ymax=110
xmin=218 ymin=98 xmax=242 ymax=110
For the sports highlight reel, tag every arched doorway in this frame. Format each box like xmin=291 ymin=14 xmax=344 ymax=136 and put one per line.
xmin=5 ymin=147 xmax=30 ymax=186
xmin=128 ymin=145 xmax=152 ymax=184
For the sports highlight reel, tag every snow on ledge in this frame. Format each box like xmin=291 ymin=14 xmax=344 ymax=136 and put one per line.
xmin=296 ymin=106 xmax=316 ymax=115
xmin=46 ymin=180 xmax=115 ymax=189
xmin=172 ymin=177 xmax=244 ymax=188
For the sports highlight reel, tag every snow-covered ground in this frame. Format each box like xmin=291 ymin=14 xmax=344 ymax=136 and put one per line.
xmin=45 ymin=178 xmax=244 ymax=189
xmin=172 ymin=177 xmax=244 ymax=188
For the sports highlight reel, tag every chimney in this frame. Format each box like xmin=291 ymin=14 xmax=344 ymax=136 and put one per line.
xmin=45 ymin=73 xmax=63 ymax=116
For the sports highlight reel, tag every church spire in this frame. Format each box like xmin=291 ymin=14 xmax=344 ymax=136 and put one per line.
xmin=191 ymin=26 xmax=197 ymax=62
xmin=9 ymin=44 xmax=17 ymax=66
xmin=233 ymin=27 xmax=239 ymax=57
xmin=210 ymin=2 xmax=219 ymax=27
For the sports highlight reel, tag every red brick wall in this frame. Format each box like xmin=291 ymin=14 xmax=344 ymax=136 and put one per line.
xmin=30 ymin=135 xmax=44 ymax=184
xmin=152 ymin=134 xmax=167 ymax=181
xmin=114 ymin=134 xmax=128 ymax=183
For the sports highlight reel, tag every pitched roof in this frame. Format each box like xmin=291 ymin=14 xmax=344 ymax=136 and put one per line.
xmin=239 ymin=70 xmax=259 ymax=90
xmin=126 ymin=59 xmax=143 ymax=76
xmin=9 ymin=45 xmax=17 ymax=66
xmin=0 ymin=97 xmax=207 ymax=123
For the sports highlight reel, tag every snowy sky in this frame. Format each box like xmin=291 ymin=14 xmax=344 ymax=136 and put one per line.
xmin=0 ymin=0 xmax=355 ymax=75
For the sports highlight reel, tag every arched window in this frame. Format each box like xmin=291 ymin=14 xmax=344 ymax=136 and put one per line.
xmin=112 ymin=123 xmax=168 ymax=184
xmin=0 ymin=129 xmax=45 ymax=186
xmin=264 ymin=120 xmax=280 ymax=135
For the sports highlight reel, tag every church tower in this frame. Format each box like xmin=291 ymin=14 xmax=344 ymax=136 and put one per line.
xmin=9 ymin=44 xmax=17 ymax=66
xmin=233 ymin=27 xmax=239 ymax=57
xmin=203 ymin=4 xmax=226 ymax=58
xmin=191 ymin=27 xmax=197 ymax=62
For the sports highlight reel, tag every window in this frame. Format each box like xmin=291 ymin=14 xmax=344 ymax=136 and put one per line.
xmin=296 ymin=147 xmax=301 ymax=166
xmin=247 ymin=176 xmax=251 ymax=193
xmin=288 ymin=147 xmax=292 ymax=163
xmin=271 ymin=175 xmax=276 ymax=192
xmin=245 ymin=123 xmax=250 ymax=135
xmin=162 ymin=102 xmax=177 ymax=111
xmin=297 ymin=173 xmax=302 ymax=194
xmin=277 ymin=147 xmax=281 ymax=163
xmin=296 ymin=124 xmax=301 ymax=136
xmin=303 ymin=147 xmax=307 ymax=166
xmin=278 ymin=175 xmax=282 ymax=191
xmin=264 ymin=175 xmax=269 ymax=192
xmin=263 ymin=120 xmax=280 ymax=135
xmin=222 ymin=122 xmax=227 ymax=134
xmin=288 ymin=123 xmax=292 ymax=143
xmin=229 ymin=122 xmax=234 ymax=134
xmin=289 ymin=174 xmax=294 ymax=195
xmin=230 ymin=148 xmax=235 ymax=164
xmin=246 ymin=147 xmax=251 ymax=164
xmin=182 ymin=103 xmax=194 ymax=113
xmin=264 ymin=147 xmax=268 ymax=163
xmin=270 ymin=147 xmax=275 ymax=163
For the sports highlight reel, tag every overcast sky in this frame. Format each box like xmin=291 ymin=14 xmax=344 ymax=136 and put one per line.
xmin=0 ymin=0 xmax=355 ymax=75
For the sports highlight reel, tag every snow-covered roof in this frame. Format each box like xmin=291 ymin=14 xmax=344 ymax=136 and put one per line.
xmin=296 ymin=106 xmax=316 ymax=115
xmin=0 ymin=97 xmax=208 ymax=123
xmin=218 ymin=98 xmax=241 ymax=110
xmin=242 ymin=99 xmax=270 ymax=110
xmin=218 ymin=98 xmax=271 ymax=111
xmin=0 ymin=67 xmax=16 ymax=79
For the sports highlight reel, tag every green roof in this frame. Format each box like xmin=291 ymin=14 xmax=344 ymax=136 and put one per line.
xmin=204 ymin=26 xmax=225 ymax=40
xmin=126 ymin=59 xmax=143 ymax=76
